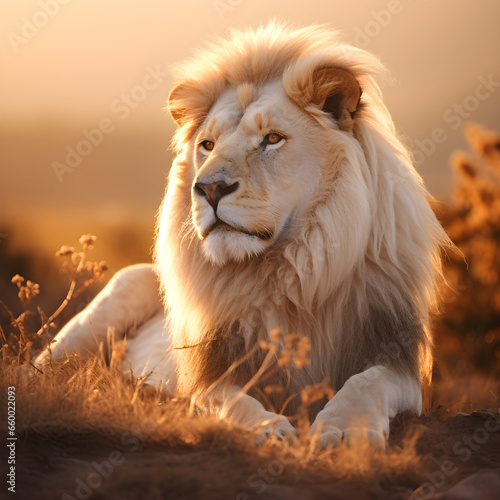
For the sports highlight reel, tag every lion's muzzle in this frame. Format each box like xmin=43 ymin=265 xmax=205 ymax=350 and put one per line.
xmin=194 ymin=180 xmax=239 ymax=211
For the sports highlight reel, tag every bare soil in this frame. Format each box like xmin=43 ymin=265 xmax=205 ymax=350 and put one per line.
xmin=8 ymin=409 xmax=500 ymax=500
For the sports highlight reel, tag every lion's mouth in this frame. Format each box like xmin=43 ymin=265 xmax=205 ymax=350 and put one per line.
xmin=203 ymin=219 xmax=274 ymax=240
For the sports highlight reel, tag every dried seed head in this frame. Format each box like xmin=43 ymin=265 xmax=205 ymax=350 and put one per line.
xmin=277 ymin=349 xmax=292 ymax=366
xmin=93 ymin=261 xmax=108 ymax=277
xmin=270 ymin=328 xmax=282 ymax=342
xmin=294 ymin=355 xmax=310 ymax=368
xmin=56 ymin=245 xmax=75 ymax=257
xmin=259 ymin=340 xmax=272 ymax=350
xmin=79 ymin=234 xmax=97 ymax=250
xmin=284 ymin=333 xmax=300 ymax=349
xmin=11 ymin=274 xmax=24 ymax=285
xmin=17 ymin=279 xmax=40 ymax=305
xmin=301 ymin=379 xmax=335 ymax=405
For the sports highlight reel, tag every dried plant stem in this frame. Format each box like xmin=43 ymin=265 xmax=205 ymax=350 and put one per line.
xmin=202 ymin=343 xmax=262 ymax=398
xmin=36 ymin=279 xmax=76 ymax=336
xmin=0 ymin=324 xmax=7 ymax=345
xmin=223 ymin=346 xmax=277 ymax=416
xmin=0 ymin=299 xmax=26 ymax=340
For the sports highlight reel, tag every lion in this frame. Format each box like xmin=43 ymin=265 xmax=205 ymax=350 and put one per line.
xmin=35 ymin=22 xmax=450 ymax=447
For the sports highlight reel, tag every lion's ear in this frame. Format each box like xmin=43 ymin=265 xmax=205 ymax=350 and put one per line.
xmin=312 ymin=67 xmax=362 ymax=131
xmin=313 ymin=68 xmax=361 ymax=116
xmin=287 ymin=66 xmax=362 ymax=132
xmin=167 ymin=80 xmax=201 ymax=126
xmin=167 ymin=79 xmax=225 ymax=130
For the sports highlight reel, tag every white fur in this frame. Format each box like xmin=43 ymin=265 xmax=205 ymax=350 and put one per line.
xmin=310 ymin=366 xmax=422 ymax=448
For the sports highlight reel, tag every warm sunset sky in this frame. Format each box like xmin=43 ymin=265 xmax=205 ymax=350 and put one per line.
xmin=0 ymin=0 xmax=499 ymax=263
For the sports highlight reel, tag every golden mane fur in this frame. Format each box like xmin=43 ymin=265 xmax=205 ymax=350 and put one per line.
xmin=154 ymin=22 xmax=450 ymax=416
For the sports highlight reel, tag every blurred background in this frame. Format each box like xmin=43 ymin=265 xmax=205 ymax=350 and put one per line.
xmin=1 ymin=1 xmax=499 ymax=391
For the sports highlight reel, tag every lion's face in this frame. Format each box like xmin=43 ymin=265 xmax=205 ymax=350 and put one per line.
xmin=190 ymin=81 xmax=327 ymax=265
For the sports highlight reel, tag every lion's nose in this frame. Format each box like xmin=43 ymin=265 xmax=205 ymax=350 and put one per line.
xmin=194 ymin=180 xmax=239 ymax=210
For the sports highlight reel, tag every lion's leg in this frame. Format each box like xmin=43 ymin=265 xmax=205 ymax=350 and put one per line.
xmin=34 ymin=263 xmax=163 ymax=368
xmin=309 ymin=365 xmax=421 ymax=448
xmin=200 ymin=385 xmax=297 ymax=444
xmin=122 ymin=312 xmax=177 ymax=393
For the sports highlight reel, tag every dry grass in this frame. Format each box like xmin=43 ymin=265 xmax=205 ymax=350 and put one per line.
xmin=1 ymin=354 xmax=499 ymax=499
xmin=0 ymin=356 xmax=435 ymax=500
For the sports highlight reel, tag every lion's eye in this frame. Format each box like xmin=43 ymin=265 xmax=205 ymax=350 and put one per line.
xmin=265 ymin=133 xmax=282 ymax=144
xmin=266 ymin=133 xmax=281 ymax=144
xmin=199 ymin=140 xmax=215 ymax=155
xmin=262 ymin=133 xmax=285 ymax=150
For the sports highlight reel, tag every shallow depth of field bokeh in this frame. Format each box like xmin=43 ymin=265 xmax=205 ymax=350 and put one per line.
xmin=1 ymin=4 xmax=500 ymax=499
xmin=431 ymin=125 xmax=500 ymax=401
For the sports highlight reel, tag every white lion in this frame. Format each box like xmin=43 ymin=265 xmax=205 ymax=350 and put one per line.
xmin=35 ymin=22 xmax=450 ymax=447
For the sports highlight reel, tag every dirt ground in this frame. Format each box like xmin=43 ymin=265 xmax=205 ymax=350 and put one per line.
xmin=8 ymin=408 xmax=500 ymax=500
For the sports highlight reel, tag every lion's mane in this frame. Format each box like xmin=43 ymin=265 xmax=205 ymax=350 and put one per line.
xmin=154 ymin=22 xmax=450 ymax=414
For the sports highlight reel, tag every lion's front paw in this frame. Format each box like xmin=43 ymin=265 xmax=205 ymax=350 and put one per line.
xmin=255 ymin=415 xmax=298 ymax=446
xmin=309 ymin=424 xmax=343 ymax=449
xmin=342 ymin=427 xmax=386 ymax=449
xmin=309 ymin=417 xmax=388 ymax=450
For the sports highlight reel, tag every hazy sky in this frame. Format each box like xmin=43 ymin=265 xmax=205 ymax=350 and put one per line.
xmin=2 ymin=1 xmax=500 ymax=121
xmin=1 ymin=0 xmax=500 ymax=217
